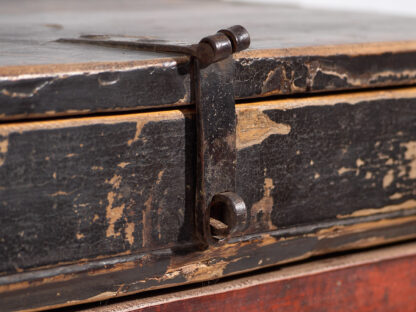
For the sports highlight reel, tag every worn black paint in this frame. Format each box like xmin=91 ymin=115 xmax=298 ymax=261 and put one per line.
xmin=0 ymin=96 xmax=415 ymax=269
xmin=2 ymin=52 xmax=416 ymax=120
xmin=0 ymin=62 xmax=191 ymax=119
xmin=237 ymin=98 xmax=416 ymax=230
xmin=0 ymin=95 xmax=416 ymax=311
xmin=0 ymin=116 xmax=196 ymax=273
xmin=0 ymin=97 xmax=415 ymax=273
xmin=234 ymin=52 xmax=416 ymax=99
xmin=1 ymin=218 xmax=416 ymax=312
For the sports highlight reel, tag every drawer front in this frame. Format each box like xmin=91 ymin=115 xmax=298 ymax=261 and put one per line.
xmin=1 ymin=87 xmax=416 ymax=311
xmin=73 ymin=242 xmax=416 ymax=312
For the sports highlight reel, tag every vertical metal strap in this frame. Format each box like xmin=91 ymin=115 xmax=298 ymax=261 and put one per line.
xmin=194 ymin=56 xmax=240 ymax=246
xmin=57 ymin=25 xmax=250 ymax=248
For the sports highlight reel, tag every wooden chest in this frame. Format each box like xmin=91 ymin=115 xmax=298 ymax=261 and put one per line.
xmin=1 ymin=1 xmax=416 ymax=311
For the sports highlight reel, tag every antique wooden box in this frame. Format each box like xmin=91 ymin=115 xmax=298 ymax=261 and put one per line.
xmin=1 ymin=1 xmax=416 ymax=311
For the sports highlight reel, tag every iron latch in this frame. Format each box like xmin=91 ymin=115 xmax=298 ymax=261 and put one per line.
xmin=58 ymin=25 xmax=251 ymax=248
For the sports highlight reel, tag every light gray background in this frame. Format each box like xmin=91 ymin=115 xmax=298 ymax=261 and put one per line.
xmin=231 ymin=0 xmax=416 ymax=17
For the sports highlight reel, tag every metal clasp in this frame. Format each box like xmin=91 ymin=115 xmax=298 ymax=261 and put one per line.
xmin=57 ymin=25 xmax=251 ymax=248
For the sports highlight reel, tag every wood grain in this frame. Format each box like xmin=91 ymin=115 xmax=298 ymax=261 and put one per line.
xmin=0 ymin=87 xmax=416 ymax=311
xmin=78 ymin=241 xmax=416 ymax=312
xmin=2 ymin=0 xmax=416 ymax=119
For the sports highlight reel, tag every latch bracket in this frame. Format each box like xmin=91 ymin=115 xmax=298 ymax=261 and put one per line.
xmin=58 ymin=25 xmax=251 ymax=248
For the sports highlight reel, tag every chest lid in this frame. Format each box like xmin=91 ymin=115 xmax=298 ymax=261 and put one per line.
xmin=2 ymin=0 xmax=416 ymax=120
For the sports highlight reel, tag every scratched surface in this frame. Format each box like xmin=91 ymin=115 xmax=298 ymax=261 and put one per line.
xmin=0 ymin=111 xmax=196 ymax=273
xmin=237 ymin=90 xmax=416 ymax=231
xmin=71 ymin=242 xmax=416 ymax=312
xmin=1 ymin=88 xmax=416 ymax=311
xmin=2 ymin=0 xmax=416 ymax=66
xmin=2 ymin=1 xmax=416 ymax=119
xmin=2 ymin=2 xmax=416 ymax=310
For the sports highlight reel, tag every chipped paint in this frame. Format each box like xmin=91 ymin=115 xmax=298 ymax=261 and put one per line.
xmin=338 ymin=167 xmax=355 ymax=175
xmin=140 ymin=170 xmax=166 ymax=247
xmin=237 ymin=108 xmax=291 ymax=149
xmin=0 ymin=137 xmax=8 ymax=166
xmin=236 ymin=41 xmax=416 ymax=59
xmin=127 ymin=121 xmax=146 ymax=146
xmin=49 ymin=191 xmax=70 ymax=197
xmin=235 ymin=87 xmax=416 ymax=112
xmin=385 ymin=158 xmax=394 ymax=165
xmin=125 ymin=222 xmax=135 ymax=246
xmin=305 ymin=68 xmax=416 ymax=91
xmin=356 ymin=158 xmax=364 ymax=167
xmin=383 ymin=169 xmax=394 ymax=188
xmin=261 ymin=68 xmax=279 ymax=94
xmin=156 ymin=170 xmax=165 ymax=185
xmin=156 ymin=170 xmax=165 ymax=240
xmin=401 ymin=141 xmax=416 ymax=179
xmin=0 ymin=110 xmax=185 ymax=138
xmin=106 ymin=175 xmax=122 ymax=189
xmin=142 ymin=195 xmax=153 ymax=248
xmin=105 ymin=191 xmax=125 ymax=238
xmin=117 ymin=162 xmax=130 ymax=168
xmin=98 ymin=76 xmax=119 ymax=87
xmin=390 ymin=193 xmax=403 ymax=200
xmin=2 ymin=214 xmax=416 ymax=304
xmin=318 ymin=215 xmax=416 ymax=240
xmin=337 ymin=199 xmax=416 ymax=219
xmin=169 ymin=261 xmax=229 ymax=282
xmin=1 ymin=80 xmax=52 ymax=98
xmin=249 ymin=178 xmax=276 ymax=231
xmin=1 ymin=78 xmax=416 ymax=310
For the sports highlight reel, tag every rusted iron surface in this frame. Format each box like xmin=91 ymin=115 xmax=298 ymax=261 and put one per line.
xmin=193 ymin=56 xmax=239 ymax=247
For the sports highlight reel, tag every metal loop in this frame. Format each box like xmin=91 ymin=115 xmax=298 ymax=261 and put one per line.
xmin=198 ymin=32 xmax=233 ymax=65
xmin=219 ymin=25 xmax=250 ymax=52
xmin=209 ymin=192 xmax=247 ymax=241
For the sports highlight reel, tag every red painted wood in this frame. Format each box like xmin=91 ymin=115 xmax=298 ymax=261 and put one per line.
xmin=136 ymin=255 xmax=416 ymax=312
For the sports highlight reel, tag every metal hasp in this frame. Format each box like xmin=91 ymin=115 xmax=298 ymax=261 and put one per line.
xmin=57 ymin=25 xmax=251 ymax=247
xmin=193 ymin=26 xmax=250 ymax=247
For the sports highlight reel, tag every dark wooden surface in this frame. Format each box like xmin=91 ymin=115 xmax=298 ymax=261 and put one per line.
xmin=1 ymin=87 xmax=416 ymax=311
xmin=79 ymin=241 xmax=416 ymax=312
xmin=2 ymin=2 xmax=416 ymax=310
xmin=2 ymin=0 xmax=416 ymax=119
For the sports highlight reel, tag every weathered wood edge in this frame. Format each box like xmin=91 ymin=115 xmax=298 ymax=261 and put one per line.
xmin=2 ymin=41 xmax=416 ymax=120
xmin=1 ymin=86 xmax=415 ymax=310
xmin=77 ymin=240 xmax=416 ymax=312
xmin=3 ymin=41 xmax=416 ymax=77
xmin=1 ymin=211 xmax=416 ymax=312
xmin=1 ymin=86 xmax=415 ymax=276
